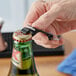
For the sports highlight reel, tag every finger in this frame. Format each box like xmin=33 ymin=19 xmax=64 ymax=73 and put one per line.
xmin=32 ymin=32 xmax=59 ymax=46
xmin=34 ymin=40 xmax=58 ymax=48
xmin=67 ymin=20 xmax=76 ymax=30
xmin=58 ymin=37 xmax=64 ymax=46
xmin=32 ymin=32 xmax=49 ymax=44
xmin=46 ymin=24 xmax=59 ymax=41
xmin=24 ymin=1 xmax=46 ymax=27
xmin=34 ymin=39 xmax=60 ymax=48
xmin=32 ymin=31 xmax=63 ymax=48
xmin=34 ymin=36 xmax=63 ymax=48
xmin=32 ymin=31 xmax=59 ymax=45
xmin=32 ymin=3 xmax=62 ymax=31
xmin=51 ymin=20 xmax=76 ymax=35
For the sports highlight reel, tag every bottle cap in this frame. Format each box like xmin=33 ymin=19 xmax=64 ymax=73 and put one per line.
xmin=13 ymin=30 xmax=32 ymax=42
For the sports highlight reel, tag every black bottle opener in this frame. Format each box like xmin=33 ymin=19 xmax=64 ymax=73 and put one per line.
xmin=21 ymin=25 xmax=54 ymax=40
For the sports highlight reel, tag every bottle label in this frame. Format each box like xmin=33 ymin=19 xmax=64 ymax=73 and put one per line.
xmin=12 ymin=48 xmax=22 ymax=69
xmin=12 ymin=48 xmax=32 ymax=69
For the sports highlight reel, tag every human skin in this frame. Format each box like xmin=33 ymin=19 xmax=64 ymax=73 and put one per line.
xmin=24 ymin=0 xmax=76 ymax=48
xmin=24 ymin=0 xmax=76 ymax=75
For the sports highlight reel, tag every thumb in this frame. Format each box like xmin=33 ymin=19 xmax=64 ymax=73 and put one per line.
xmin=32 ymin=4 xmax=61 ymax=31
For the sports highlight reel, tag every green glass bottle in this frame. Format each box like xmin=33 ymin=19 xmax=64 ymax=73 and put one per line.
xmin=8 ymin=30 xmax=39 ymax=76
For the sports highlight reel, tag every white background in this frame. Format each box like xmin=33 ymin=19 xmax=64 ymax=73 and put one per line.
xmin=0 ymin=0 xmax=34 ymax=32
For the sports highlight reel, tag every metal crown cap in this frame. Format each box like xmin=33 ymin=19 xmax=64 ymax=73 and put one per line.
xmin=13 ymin=30 xmax=32 ymax=42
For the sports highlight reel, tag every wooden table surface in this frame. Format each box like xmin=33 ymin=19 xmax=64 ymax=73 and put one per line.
xmin=0 ymin=56 xmax=68 ymax=76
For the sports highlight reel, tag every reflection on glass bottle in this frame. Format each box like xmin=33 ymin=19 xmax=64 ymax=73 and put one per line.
xmin=8 ymin=30 xmax=39 ymax=76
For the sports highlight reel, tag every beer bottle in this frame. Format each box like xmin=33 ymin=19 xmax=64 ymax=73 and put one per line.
xmin=8 ymin=30 xmax=39 ymax=76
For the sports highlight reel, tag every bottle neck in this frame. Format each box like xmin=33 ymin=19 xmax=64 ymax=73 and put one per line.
xmin=12 ymin=40 xmax=32 ymax=70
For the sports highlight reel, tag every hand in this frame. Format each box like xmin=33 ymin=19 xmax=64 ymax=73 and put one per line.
xmin=24 ymin=0 xmax=76 ymax=48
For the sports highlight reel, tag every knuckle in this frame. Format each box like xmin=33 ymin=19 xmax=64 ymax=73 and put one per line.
xmin=44 ymin=13 xmax=50 ymax=19
xmin=40 ymin=13 xmax=50 ymax=22
xmin=53 ymin=4 xmax=62 ymax=13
